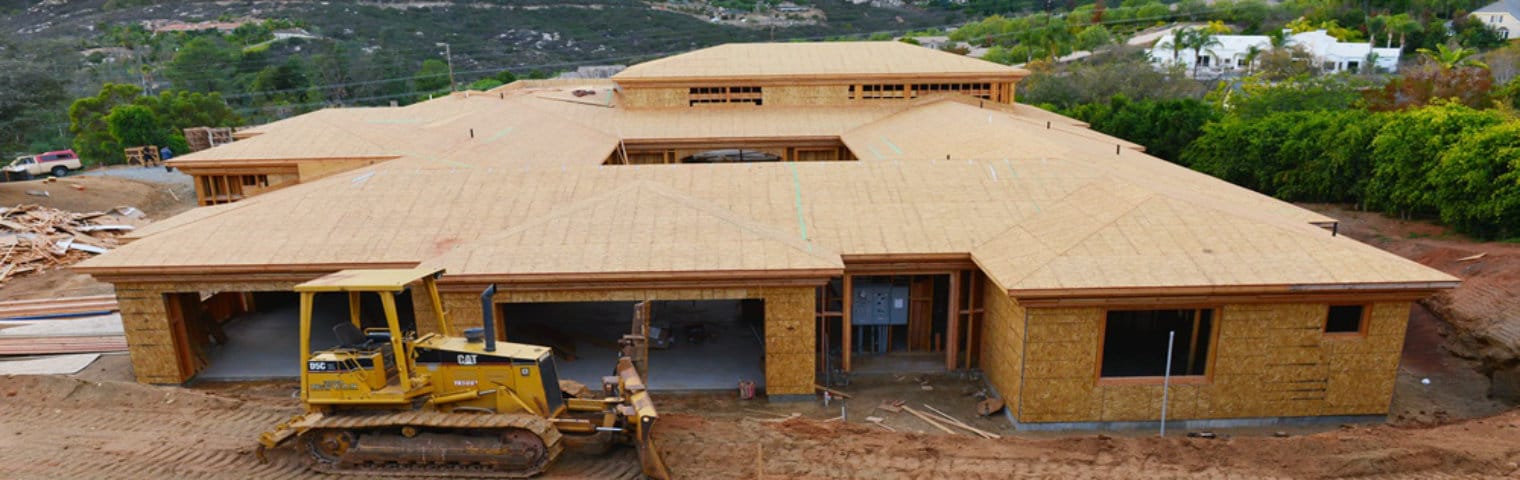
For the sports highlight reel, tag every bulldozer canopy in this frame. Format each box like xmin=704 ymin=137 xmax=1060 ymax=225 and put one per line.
xmin=295 ymin=266 xmax=442 ymax=292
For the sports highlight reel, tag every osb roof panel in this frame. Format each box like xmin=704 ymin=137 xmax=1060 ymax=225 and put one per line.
xmin=974 ymin=183 xmax=1457 ymax=292
xmin=843 ymin=100 xmax=1332 ymax=227
xmin=425 ymin=181 xmax=841 ymax=278
xmin=510 ymin=90 xmax=910 ymax=141
xmin=614 ymin=42 xmax=1028 ymax=81
xmin=78 ymin=159 xmax=1097 ymax=272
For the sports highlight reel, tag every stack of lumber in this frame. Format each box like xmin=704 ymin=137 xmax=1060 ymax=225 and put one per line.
xmin=0 ymin=295 xmax=119 ymax=320
xmin=184 ymin=127 xmax=234 ymax=152
xmin=0 ymin=311 xmax=126 ymax=356
xmin=0 ymin=205 xmax=139 ymax=286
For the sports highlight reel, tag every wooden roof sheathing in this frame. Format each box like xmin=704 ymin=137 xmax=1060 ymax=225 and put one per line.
xmin=426 ymin=181 xmax=842 ymax=282
xmin=613 ymin=42 xmax=1030 ymax=82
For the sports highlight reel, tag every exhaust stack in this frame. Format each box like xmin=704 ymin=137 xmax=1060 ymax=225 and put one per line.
xmin=480 ymin=284 xmax=497 ymax=352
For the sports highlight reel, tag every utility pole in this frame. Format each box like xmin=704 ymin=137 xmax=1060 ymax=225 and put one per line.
xmin=436 ymin=42 xmax=456 ymax=91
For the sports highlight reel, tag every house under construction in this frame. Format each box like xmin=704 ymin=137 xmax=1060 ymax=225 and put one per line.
xmin=75 ymin=42 xmax=1457 ymax=429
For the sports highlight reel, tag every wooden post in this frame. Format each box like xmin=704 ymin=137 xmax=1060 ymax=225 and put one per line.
xmin=946 ymin=271 xmax=961 ymax=371
xmin=841 ymin=274 xmax=853 ymax=373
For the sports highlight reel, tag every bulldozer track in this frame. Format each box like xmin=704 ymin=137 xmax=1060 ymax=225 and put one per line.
xmin=302 ymin=411 xmax=566 ymax=478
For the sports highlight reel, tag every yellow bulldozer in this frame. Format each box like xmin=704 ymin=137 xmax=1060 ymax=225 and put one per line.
xmin=255 ymin=267 xmax=671 ymax=478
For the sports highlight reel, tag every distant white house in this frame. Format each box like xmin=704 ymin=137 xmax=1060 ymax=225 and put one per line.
xmin=1472 ymin=0 xmax=1520 ymax=40
xmin=1149 ymin=29 xmax=1402 ymax=78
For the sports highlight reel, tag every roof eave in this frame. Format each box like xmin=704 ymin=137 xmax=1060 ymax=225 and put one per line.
xmin=1007 ymin=280 xmax=1462 ymax=304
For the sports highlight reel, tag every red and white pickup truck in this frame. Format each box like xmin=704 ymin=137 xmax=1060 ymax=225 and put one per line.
xmin=5 ymin=149 xmax=83 ymax=180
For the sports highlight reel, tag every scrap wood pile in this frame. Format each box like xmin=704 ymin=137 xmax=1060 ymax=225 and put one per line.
xmin=0 ymin=204 xmax=143 ymax=284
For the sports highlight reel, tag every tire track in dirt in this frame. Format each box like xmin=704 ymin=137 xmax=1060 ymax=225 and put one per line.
xmin=4 ymin=375 xmax=1517 ymax=479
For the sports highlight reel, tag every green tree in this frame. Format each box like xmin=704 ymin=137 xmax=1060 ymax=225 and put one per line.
xmin=135 ymin=90 xmax=240 ymax=131
xmin=1365 ymin=103 xmax=1504 ymax=216
xmin=467 ymin=78 xmax=504 ymax=91
xmin=68 ymin=83 xmax=143 ymax=166
xmin=1417 ymin=44 xmax=1488 ymax=70
xmin=1075 ymin=25 xmax=1113 ymax=51
xmin=414 ymin=58 xmax=450 ymax=93
xmin=0 ymin=35 xmax=69 ymax=154
xmin=250 ymin=57 xmax=311 ymax=101
xmin=1182 ymin=28 xmax=1221 ymax=78
xmin=1065 ymin=95 xmax=1220 ymax=162
xmin=1157 ymin=28 xmax=1188 ymax=64
xmin=105 ymin=105 xmax=162 ymax=148
xmin=164 ymin=36 xmax=240 ymax=93
xmin=493 ymin=69 xmax=519 ymax=84
xmin=1226 ymin=76 xmax=1363 ymax=119
xmin=1429 ymin=120 xmax=1520 ymax=239
xmin=1385 ymin=13 xmax=1421 ymax=50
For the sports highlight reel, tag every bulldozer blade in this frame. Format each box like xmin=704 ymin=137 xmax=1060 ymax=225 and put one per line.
xmin=635 ymin=414 xmax=671 ymax=480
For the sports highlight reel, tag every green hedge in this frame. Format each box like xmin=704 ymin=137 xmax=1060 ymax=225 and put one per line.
xmin=1180 ymin=103 xmax=1520 ymax=240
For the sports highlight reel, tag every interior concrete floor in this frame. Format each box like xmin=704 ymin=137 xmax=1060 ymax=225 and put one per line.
xmin=505 ymin=300 xmax=765 ymax=391
xmin=195 ymin=294 xmax=348 ymax=381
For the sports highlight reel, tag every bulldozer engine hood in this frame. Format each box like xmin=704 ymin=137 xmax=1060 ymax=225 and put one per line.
xmin=413 ymin=347 xmax=537 ymax=365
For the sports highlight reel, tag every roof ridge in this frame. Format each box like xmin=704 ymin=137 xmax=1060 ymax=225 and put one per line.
xmin=969 ymin=178 xmax=1156 ymax=289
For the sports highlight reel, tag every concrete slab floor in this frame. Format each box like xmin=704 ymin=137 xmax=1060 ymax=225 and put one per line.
xmin=507 ymin=300 xmax=765 ymax=391
xmin=196 ymin=295 xmax=348 ymax=381
xmin=198 ymin=295 xmax=767 ymax=392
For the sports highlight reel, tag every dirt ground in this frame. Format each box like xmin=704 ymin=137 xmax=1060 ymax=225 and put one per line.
xmin=0 ymin=168 xmax=195 ymax=301
xmin=1 ymin=356 xmax=1519 ymax=480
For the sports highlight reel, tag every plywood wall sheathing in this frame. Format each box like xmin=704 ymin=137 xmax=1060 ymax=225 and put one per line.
xmin=978 ymin=278 xmax=1026 ymax=405
xmin=1013 ymin=302 xmax=1413 ymax=423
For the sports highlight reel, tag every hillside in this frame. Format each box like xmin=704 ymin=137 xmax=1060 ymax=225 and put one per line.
xmin=0 ymin=0 xmax=963 ymax=155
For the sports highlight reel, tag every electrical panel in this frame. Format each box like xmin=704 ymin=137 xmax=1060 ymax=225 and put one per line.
xmin=851 ymin=281 xmax=908 ymax=326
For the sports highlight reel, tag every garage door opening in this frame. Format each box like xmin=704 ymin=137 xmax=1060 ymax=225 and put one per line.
xmin=501 ymin=299 xmax=765 ymax=391
xmin=189 ymin=289 xmax=415 ymax=381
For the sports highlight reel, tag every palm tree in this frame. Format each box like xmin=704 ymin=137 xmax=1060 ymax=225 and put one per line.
xmin=1158 ymin=27 xmax=1189 ymax=65
xmin=1266 ymin=28 xmax=1289 ymax=50
xmin=1242 ymin=45 xmax=1264 ymax=75
xmin=1386 ymin=13 xmax=1421 ymax=50
xmin=1184 ymin=28 xmax=1221 ymax=78
xmin=1417 ymin=44 xmax=1489 ymax=70
xmin=1367 ymin=15 xmax=1388 ymax=48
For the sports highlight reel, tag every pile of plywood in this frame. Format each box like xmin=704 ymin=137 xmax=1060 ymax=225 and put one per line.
xmin=0 ymin=204 xmax=141 ymax=284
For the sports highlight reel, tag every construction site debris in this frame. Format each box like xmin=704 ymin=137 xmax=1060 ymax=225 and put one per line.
xmin=814 ymin=383 xmax=851 ymax=398
xmin=922 ymin=404 xmax=1000 ymax=439
xmin=901 ymin=405 xmax=959 ymax=435
xmin=0 ymin=205 xmax=141 ymax=287
xmin=0 ymin=295 xmax=118 ymax=319
xmin=1455 ymin=252 xmax=1486 ymax=262
xmin=24 ymin=190 xmax=48 ymax=197
xmin=976 ymin=397 xmax=1005 ymax=416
